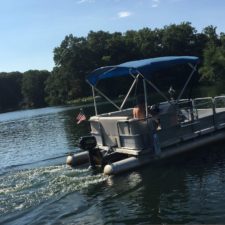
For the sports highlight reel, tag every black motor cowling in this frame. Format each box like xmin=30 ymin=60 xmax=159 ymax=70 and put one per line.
xmin=79 ymin=136 xmax=97 ymax=150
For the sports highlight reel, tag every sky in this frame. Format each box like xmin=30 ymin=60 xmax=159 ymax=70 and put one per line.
xmin=0 ymin=0 xmax=225 ymax=73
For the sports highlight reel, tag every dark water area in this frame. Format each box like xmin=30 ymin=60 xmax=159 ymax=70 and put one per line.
xmin=1 ymin=103 xmax=225 ymax=224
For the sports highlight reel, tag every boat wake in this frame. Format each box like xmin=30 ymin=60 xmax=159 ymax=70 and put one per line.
xmin=0 ymin=165 xmax=107 ymax=215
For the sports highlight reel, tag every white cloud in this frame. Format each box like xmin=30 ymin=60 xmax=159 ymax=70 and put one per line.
xmin=169 ymin=0 xmax=184 ymax=2
xmin=117 ymin=11 xmax=132 ymax=18
xmin=76 ymin=0 xmax=95 ymax=4
xmin=152 ymin=4 xmax=158 ymax=7
xmin=151 ymin=0 xmax=160 ymax=7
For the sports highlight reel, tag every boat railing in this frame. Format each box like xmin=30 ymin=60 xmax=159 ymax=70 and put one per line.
xmin=176 ymin=99 xmax=197 ymax=125
xmin=193 ymin=97 xmax=214 ymax=117
xmin=157 ymin=96 xmax=225 ymax=148
xmin=214 ymin=95 xmax=225 ymax=110
xmin=178 ymin=97 xmax=222 ymax=127
xmin=192 ymin=96 xmax=225 ymax=129
xmin=214 ymin=96 xmax=225 ymax=129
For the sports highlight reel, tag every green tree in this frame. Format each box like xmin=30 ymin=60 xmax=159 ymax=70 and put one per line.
xmin=0 ymin=72 xmax=23 ymax=112
xmin=202 ymin=25 xmax=219 ymax=46
xmin=199 ymin=45 xmax=225 ymax=83
xmin=199 ymin=27 xmax=225 ymax=83
xmin=161 ymin=22 xmax=198 ymax=55
xmin=46 ymin=34 xmax=93 ymax=105
xmin=47 ymin=22 xmax=215 ymax=104
xmin=22 ymin=70 xmax=50 ymax=107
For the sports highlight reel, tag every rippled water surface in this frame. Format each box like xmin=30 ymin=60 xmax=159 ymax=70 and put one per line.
xmin=1 ymin=105 xmax=225 ymax=224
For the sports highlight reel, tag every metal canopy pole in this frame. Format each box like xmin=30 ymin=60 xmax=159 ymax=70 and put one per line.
xmin=143 ymin=77 xmax=170 ymax=102
xmin=92 ymin=86 xmax=98 ymax=115
xmin=120 ymin=74 xmax=139 ymax=110
xmin=177 ymin=64 xmax=197 ymax=101
xmin=93 ymin=86 xmax=120 ymax=110
xmin=143 ymin=78 xmax=148 ymax=117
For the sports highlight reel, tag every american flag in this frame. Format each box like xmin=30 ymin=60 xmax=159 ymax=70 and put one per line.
xmin=76 ymin=111 xmax=86 ymax=124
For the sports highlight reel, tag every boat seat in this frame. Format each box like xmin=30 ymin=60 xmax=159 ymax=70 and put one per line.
xmin=98 ymin=116 xmax=129 ymax=147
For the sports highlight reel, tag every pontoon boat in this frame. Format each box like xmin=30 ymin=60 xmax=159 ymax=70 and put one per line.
xmin=66 ymin=56 xmax=225 ymax=175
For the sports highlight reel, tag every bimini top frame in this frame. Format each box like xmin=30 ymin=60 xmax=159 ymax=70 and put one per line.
xmin=86 ymin=56 xmax=199 ymax=116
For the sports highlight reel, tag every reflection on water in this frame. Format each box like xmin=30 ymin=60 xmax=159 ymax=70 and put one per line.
xmin=1 ymin=105 xmax=225 ymax=224
xmin=80 ymin=145 xmax=225 ymax=225
xmin=0 ymin=106 xmax=91 ymax=170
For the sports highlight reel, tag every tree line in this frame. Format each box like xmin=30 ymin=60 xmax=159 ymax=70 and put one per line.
xmin=1 ymin=22 xmax=225 ymax=112
xmin=0 ymin=70 xmax=50 ymax=112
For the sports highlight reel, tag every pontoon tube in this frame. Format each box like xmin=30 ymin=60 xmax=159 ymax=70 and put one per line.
xmin=66 ymin=151 xmax=90 ymax=167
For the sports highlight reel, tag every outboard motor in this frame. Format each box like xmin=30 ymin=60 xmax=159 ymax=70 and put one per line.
xmin=79 ymin=136 xmax=103 ymax=168
xmin=79 ymin=136 xmax=97 ymax=150
xmin=66 ymin=136 xmax=98 ymax=167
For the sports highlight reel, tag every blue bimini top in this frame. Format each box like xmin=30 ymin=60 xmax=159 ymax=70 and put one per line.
xmin=86 ymin=56 xmax=199 ymax=87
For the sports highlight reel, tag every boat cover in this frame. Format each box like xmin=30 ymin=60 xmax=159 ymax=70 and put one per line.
xmin=86 ymin=56 xmax=199 ymax=86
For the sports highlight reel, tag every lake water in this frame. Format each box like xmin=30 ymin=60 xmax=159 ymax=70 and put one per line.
xmin=1 ymin=104 xmax=225 ymax=224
